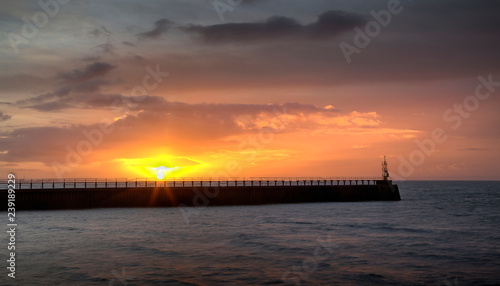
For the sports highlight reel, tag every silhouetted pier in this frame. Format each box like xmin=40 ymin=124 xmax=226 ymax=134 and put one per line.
xmin=5 ymin=177 xmax=384 ymax=189
xmin=0 ymin=177 xmax=400 ymax=210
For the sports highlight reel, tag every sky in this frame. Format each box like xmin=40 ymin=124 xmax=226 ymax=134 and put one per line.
xmin=0 ymin=0 xmax=499 ymax=180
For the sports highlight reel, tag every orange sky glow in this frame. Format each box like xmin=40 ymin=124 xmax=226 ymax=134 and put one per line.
xmin=1 ymin=1 xmax=499 ymax=180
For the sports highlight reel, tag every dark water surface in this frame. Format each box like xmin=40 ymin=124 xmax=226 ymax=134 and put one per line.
xmin=3 ymin=181 xmax=500 ymax=285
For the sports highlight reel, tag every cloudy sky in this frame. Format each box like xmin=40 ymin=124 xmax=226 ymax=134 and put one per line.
xmin=1 ymin=0 xmax=499 ymax=180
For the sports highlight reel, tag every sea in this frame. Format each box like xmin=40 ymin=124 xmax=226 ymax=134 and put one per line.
xmin=2 ymin=181 xmax=500 ymax=286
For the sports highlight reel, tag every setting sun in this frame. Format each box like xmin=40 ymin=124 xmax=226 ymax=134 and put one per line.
xmin=115 ymin=156 xmax=199 ymax=179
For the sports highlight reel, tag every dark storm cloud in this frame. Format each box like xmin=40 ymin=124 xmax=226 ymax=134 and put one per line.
xmin=182 ymin=10 xmax=366 ymax=43
xmin=137 ymin=18 xmax=173 ymax=39
xmin=57 ymin=62 xmax=116 ymax=83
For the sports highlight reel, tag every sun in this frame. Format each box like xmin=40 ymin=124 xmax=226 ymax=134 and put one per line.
xmin=156 ymin=172 xmax=165 ymax=180
xmin=153 ymin=166 xmax=169 ymax=180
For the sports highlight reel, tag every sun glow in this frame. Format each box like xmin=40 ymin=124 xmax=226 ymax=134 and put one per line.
xmin=150 ymin=166 xmax=182 ymax=180
xmin=115 ymin=155 xmax=201 ymax=179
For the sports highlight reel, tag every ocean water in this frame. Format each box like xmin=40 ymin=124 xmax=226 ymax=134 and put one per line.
xmin=3 ymin=181 xmax=500 ymax=286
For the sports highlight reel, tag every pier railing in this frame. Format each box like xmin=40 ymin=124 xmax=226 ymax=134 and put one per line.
xmin=0 ymin=177 xmax=384 ymax=190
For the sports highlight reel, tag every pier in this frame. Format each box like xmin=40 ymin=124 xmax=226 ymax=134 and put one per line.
xmin=0 ymin=177 xmax=400 ymax=211
xmin=4 ymin=177 xmax=383 ymax=190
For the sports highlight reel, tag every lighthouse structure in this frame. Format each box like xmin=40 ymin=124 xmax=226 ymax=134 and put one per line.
xmin=382 ymin=156 xmax=389 ymax=181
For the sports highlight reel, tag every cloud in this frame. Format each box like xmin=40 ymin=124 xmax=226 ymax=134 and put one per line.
xmin=137 ymin=18 xmax=173 ymax=39
xmin=0 ymin=97 xmax=422 ymax=179
xmin=436 ymin=162 xmax=467 ymax=172
xmin=0 ymin=111 xmax=11 ymax=121
xmin=81 ymin=55 xmax=101 ymax=62
xmin=133 ymin=55 xmax=145 ymax=61
xmin=17 ymin=78 xmax=114 ymax=111
xmin=307 ymin=10 xmax=368 ymax=39
xmin=88 ymin=26 xmax=112 ymax=38
xmin=24 ymin=101 xmax=69 ymax=111
xmin=0 ymin=73 xmax=47 ymax=92
xmin=352 ymin=144 xmax=369 ymax=149
xmin=0 ymin=101 xmax=340 ymax=164
xmin=57 ymin=62 xmax=116 ymax=83
xmin=458 ymin=148 xmax=492 ymax=151
xmin=16 ymin=62 xmax=118 ymax=111
xmin=406 ymin=0 xmax=500 ymax=35
xmin=20 ymin=92 xmax=129 ymax=112
xmin=182 ymin=10 xmax=365 ymax=43
xmin=95 ymin=43 xmax=116 ymax=55
xmin=122 ymin=41 xmax=136 ymax=47
xmin=235 ymin=0 xmax=266 ymax=5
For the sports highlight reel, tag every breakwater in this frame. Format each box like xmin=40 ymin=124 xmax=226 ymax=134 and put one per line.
xmin=0 ymin=178 xmax=400 ymax=210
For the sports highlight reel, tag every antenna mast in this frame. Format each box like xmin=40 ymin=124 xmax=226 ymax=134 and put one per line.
xmin=382 ymin=156 xmax=389 ymax=180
